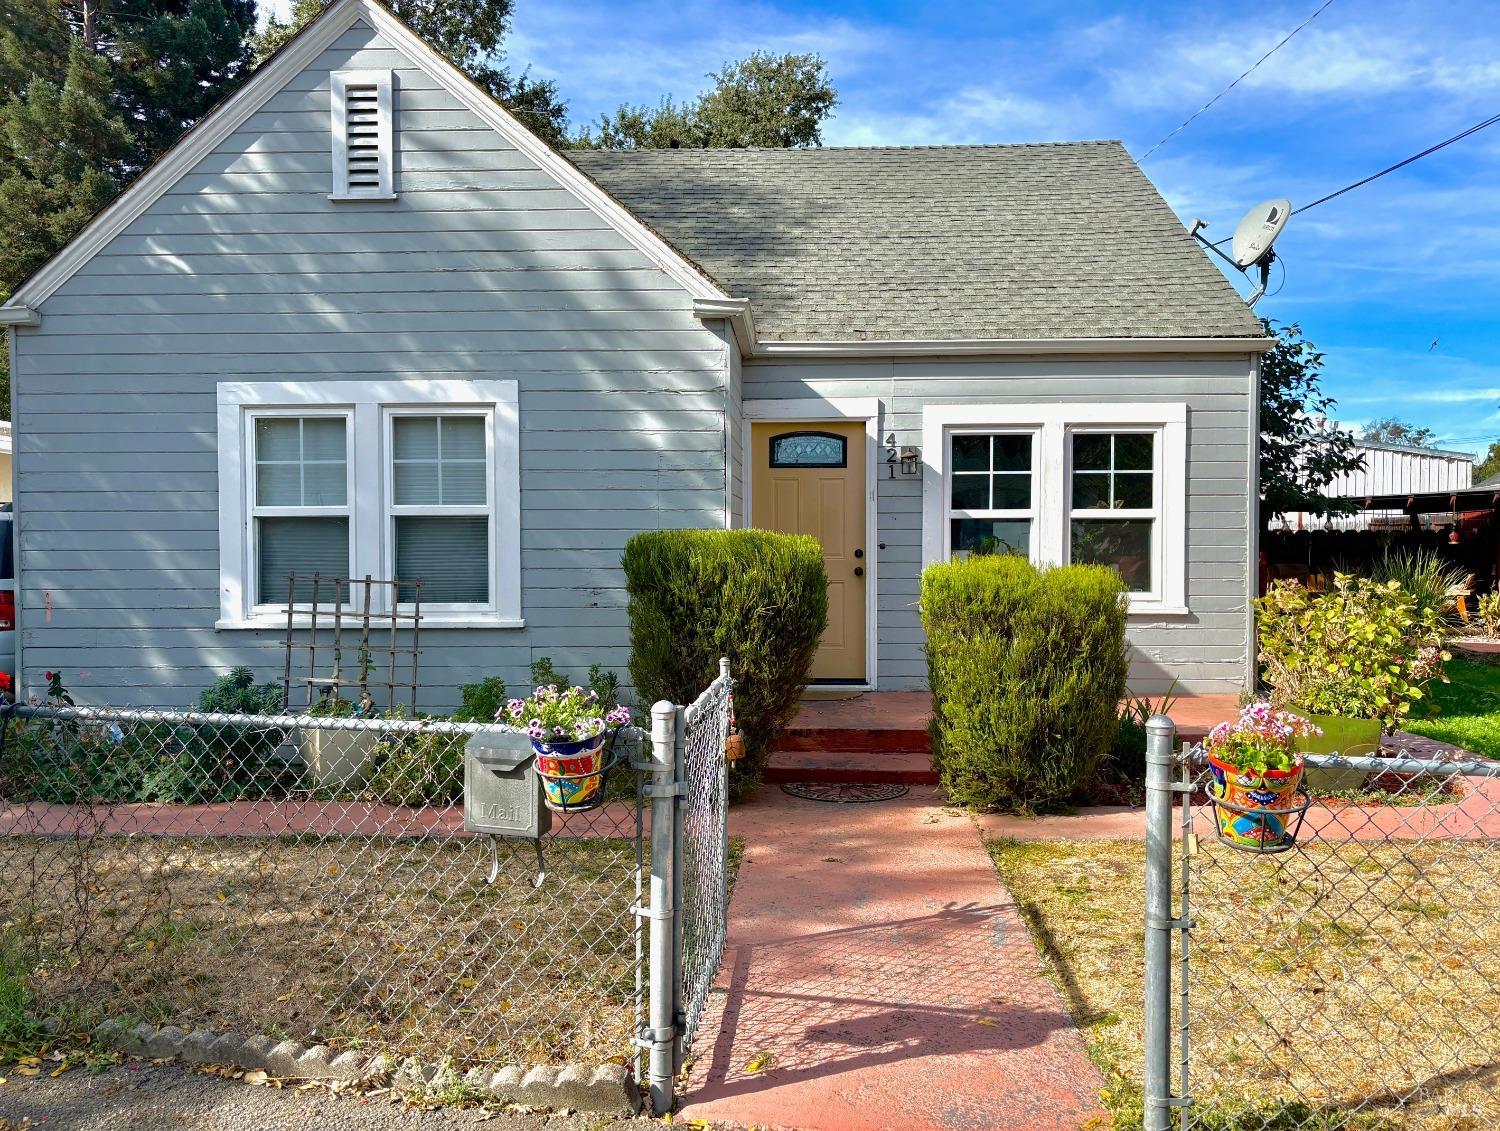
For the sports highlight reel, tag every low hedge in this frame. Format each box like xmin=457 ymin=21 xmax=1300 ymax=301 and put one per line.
xmin=920 ymin=554 xmax=1129 ymax=811
xmin=622 ymin=529 xmax=828 ymax=794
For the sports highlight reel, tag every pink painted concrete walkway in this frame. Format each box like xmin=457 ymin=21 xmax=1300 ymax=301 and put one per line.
xmin=678 ymin=786 xmax=1105 ymax=1131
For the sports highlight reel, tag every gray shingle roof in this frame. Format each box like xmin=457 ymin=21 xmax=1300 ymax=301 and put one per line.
xmin=568 ymin=141 xmax=1263 ymax=343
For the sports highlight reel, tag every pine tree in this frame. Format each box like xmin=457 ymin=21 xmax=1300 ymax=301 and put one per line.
xmin=0 ymin=0 xmax=256 ymax=415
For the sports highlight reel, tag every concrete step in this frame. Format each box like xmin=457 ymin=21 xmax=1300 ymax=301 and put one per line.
xmin=764 ymin=749 xmax=938 ymax=786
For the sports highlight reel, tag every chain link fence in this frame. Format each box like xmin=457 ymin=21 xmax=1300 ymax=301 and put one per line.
xmin=0 ymin=703 xmax=646 ymax=1073
xmin=674 ymin=664 xmax=734 ymax=1061
xmin=1145 ymin=721 xmax=1500 ymax=1131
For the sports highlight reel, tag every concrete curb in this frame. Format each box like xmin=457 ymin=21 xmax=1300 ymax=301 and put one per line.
xmin=92 ymin=1020 xmax=639 ymax=1114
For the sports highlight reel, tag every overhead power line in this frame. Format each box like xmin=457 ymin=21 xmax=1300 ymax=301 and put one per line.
xmin=1291 ymin=111 xmax=1500 ymax=215
xmin=1209 ymin=110 xmax=1500 ymax=247
xmin=1140 ymin=0 xmax=1339 ymax=161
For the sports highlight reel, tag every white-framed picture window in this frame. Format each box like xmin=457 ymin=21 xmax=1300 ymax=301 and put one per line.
xmin=922 ymin=403 xmax=1188 ymax=614
xmin=217 ymin=380 xmax=521 ymax=629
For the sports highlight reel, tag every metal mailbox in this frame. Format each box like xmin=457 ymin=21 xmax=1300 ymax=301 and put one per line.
xmin=463 ymin=730 xmax=552 ymax=839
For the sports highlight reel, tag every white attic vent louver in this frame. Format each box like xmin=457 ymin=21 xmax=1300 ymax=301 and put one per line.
xmin=331 ymin=70 xmax=394 ymax=200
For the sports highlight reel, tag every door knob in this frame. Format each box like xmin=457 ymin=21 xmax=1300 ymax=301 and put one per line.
xmin=854 ymin=548 xmax=864 ymax=559
xmin=854 ymin=566 xmax=864 ymax=577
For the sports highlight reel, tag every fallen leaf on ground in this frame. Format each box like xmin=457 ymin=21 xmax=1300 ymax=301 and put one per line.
xmin=243 ymin=1070 xmax=270 ymax=1085
xmin=743 ymin=1051 xmax=774 ymax=1074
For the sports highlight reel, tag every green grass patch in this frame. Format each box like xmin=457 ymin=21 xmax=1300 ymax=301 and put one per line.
xmin=1405 ymin=658 xmax=1500 ymax=757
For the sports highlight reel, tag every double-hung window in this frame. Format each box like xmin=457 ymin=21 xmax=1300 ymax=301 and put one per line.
xmin=1068 ymin=431 xmax=1157 ymax=593
xmin=923 ymin=404 xmax=1187 ymax=613
xmin=251 ymin=414 xmax=352 ymax=605
xmin=947 ymin=432 xmax=1035 ymax=559
xmin=218 ymin=380 xmax=520 ymax=628
xmin=388 ymin=413 xmax=492 ymax=607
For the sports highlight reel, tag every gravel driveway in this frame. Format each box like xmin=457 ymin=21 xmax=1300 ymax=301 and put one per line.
xmin=0 ymin=1062 xmax=661 ymax=1131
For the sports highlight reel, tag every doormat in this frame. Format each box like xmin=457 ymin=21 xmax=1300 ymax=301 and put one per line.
xmin=780 ymin=782 xmax=909 ymax=803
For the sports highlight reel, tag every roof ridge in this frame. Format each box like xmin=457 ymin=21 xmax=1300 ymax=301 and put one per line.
xmin=574 ymin=140 xmax=1123 ymax=155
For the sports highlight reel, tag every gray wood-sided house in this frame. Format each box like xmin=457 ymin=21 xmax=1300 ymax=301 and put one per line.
xmin=0 ymin=0 xmax=1269 ymax=708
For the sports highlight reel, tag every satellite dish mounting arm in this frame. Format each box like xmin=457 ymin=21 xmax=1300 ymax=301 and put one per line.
xmin=1189 ymin=217 xmax=1278 ymax=308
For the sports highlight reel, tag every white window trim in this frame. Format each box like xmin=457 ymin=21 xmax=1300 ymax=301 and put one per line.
xmin=921 ymin=403 xmax=1188 ymax=616
xmin=217 ymin=379 xmax=521 ymax=630
xmin=330 ymin=69 xmax=395 ymax=201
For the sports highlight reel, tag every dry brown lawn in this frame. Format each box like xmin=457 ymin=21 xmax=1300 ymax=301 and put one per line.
xmin=989 ymin=835 xmax=1500 ymax=1130
xmin=0 ymin=833 xmax=640 ymax=1069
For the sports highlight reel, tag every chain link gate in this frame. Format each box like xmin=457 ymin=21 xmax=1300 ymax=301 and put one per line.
xmin=1144 ymin=716 xmax=1500 ymax=1131
xmin=0 ymin=666 xmax=735 ymax=1114
xmin=641 ymin=659 xmax=734 ymax=1113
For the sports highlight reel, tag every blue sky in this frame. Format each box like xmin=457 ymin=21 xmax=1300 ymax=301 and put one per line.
xmin=276 ymin=0 xmax=1500 ymax=453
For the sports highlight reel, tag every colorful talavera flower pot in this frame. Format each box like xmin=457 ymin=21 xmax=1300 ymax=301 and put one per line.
xmin=1206 ymin=751 xmax=1306 ymax=850
xmin=532 ymin=731 xmax=608 ymax=812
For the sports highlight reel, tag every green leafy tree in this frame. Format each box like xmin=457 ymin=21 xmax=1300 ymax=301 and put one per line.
xmin=1361 ymin=416 xmax=1437 ymax=449
xmin=253 ymin=0 xmax=570 ymax=147
xmin=1474 ymin=441 xmax=1500 ymax=484
xmin=1258 ymin=320 xmax=1365 ymax=523
xmin=579 ymin=51 xmax=835 ymax=150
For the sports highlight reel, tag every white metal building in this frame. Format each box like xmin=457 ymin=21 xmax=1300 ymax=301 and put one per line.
xmin=1279 ymin=438 xmax=1475 ymax=531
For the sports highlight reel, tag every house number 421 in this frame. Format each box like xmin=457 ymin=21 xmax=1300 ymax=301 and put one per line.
xmin=885 ymin=434 xmax=920 ymax=478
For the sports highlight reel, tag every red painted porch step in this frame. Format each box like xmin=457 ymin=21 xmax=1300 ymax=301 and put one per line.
xmin=763 ymin=749 xmax=937 ymax=786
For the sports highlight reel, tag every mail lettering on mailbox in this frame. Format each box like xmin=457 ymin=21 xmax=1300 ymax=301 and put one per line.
xmin=463 ymin=731 xmax=552 ymax=839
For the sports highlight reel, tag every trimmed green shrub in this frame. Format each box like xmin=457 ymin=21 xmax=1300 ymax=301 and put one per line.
xmin=622 ymin=529 xmax=828 ymax=794
xmin=921 ymin=555 xmax=1129 ymax=811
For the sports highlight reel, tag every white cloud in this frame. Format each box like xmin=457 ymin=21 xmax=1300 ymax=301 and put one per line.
xmin=826 ymin=85 xmax=1083 ymax=146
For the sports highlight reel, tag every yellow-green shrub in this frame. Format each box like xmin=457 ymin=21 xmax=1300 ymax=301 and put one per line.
xmin=920 ymin=555 xmax=1129 ymax=811
xmin=1256 ymin=574 xmax=1449 ymax=731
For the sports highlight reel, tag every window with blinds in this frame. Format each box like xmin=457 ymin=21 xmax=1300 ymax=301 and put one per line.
xmin=389 ymin=415 xmax=491 ymax=605
xmin=330 ymin=70 xmax=394 ymax=200
xmin=218 ymin=380 xmax=519 ymax=628
xmin=251 ymin=415 xmax=351 ymax=604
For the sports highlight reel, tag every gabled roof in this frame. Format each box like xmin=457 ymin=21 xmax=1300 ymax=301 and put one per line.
xmin=0 ymin=0 xmax=727 ymax=313
xmin=0 ymin=0 xmax=1268 ymax=356
xmin=570 ymin=142 xmax=1264 ymax=344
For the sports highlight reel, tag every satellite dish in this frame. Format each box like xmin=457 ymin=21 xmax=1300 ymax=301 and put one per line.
xmin=1187 ymin=197 xmax=1293 ymax=307
xmin=1231 ymin=199 xmax=1292 ymax=269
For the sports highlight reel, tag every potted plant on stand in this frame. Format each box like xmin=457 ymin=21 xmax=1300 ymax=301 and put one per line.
xmin=504 ymin=686 xmax=630 ymax=812
xmin=1204 ymin=703 xmax=1321 ymax=850
xmin=1256 ymin=574 xmax=1450 ymax=794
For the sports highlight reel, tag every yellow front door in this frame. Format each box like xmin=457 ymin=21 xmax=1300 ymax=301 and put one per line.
xmin=751 ymin=421 xmax=867 ymax=682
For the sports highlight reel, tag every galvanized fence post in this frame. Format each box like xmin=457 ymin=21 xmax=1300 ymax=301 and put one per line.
xmin=1143 ymin=714 xmax=1178 ymax=1131
xmin=647 ymin=699 xmax=679 ymax=1113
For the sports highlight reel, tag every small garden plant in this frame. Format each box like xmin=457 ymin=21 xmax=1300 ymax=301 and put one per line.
xmin=1256 ymin=573 xmax=1450 ymax=732
xmin=1476 ymin=591 xmax=1500 ymax=638
xmin=1204 ymin=703 xmax=1320 ymax=774
xmin=502 ymin=685 xmax=631 ymax=742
